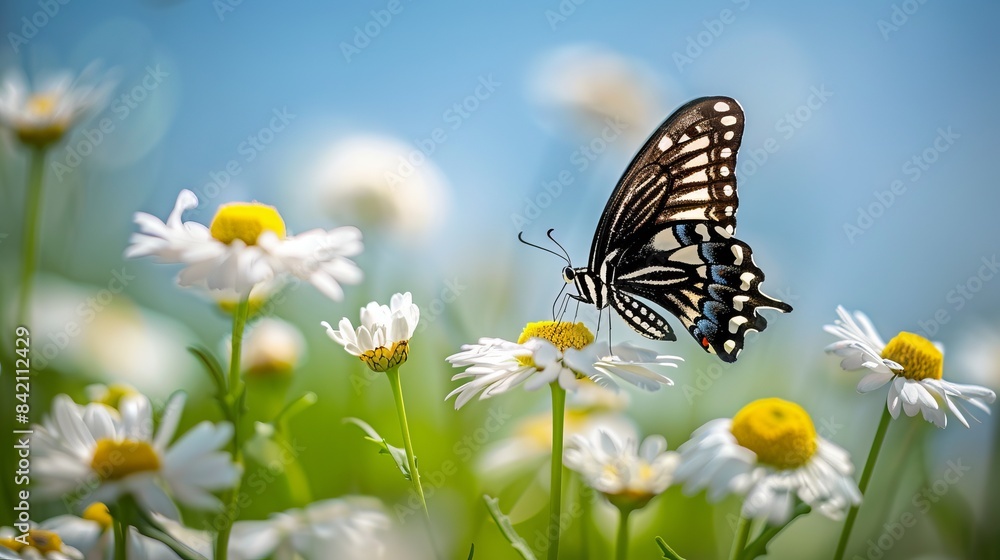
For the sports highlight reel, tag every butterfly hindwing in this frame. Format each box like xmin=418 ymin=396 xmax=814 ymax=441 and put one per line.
xmin=608 ymin=290 xmax=676 ymax=342
xmin=614 ymin=222 xmax=791 ymax=362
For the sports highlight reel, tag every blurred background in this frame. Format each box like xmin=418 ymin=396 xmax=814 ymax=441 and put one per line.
xmin=1 ymin=1 xmax=998 ymax=558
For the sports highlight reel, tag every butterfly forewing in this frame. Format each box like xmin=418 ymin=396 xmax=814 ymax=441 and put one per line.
xmin=581 ymin=96 xmax=791 ymax=361
xmin=589 ymin=97 xmax=745 ymax=272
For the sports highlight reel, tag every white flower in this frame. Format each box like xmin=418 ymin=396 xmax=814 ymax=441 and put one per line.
xmin=40 ymin=504 xmax=189 ymax=560
xmin=19 ymin=275 xmax=199 ymax=400
xmin=125 ymin=190 xmax=363 ymax=301
xmin=323 ymin=292 xmax=419 ymax=372
xmin=446 ymin=322 xmax=678 ymax=409
xmin=566 ymin=342 xmax=680 ymax=392
xmin=238 ymin=318 xmax=306 ymax=377
xmin=0 ymin=63 xmax=115 ymax=147
xmin=311 ymin=135 xmax=450 ymax=240
xmin=674 ymin=398 xmax=861 ymax=525
xmin=32 ymin=392 xmax=239 ymax=518
xmin=0 ymin=526 xmax=83 ymax=560
xmin=478 ymin=405 xmax=636 ymax=479
xmin=565 ymin=430 xmax=679 ymax=509
xmin=825 ymin=306 xmax=996 ymax=428
xmin=528 ymin=44 xmax=663 ymax=144
xmin=229 ymin=497 xmax=391 ymax=560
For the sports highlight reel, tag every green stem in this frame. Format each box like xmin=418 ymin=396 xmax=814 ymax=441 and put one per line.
xmin=385 ymin=366 xmax=439 ymax=558
xmin=547 ymin=384 xmax=567 ymax=560
xmin=114 ymin=515 xmax=128 ymax=560
xmin=0 ymin=147 xmax=48 ymax=521
xmin=740 ymin=502 xmax=811 ymax=560
xmin=16 ymin=147 xmax=47 ymax=328
xmin=615 ymin=507 xmax=632 ymax=560
xmin=214 ymin=295 xmax=251 ymax=560
xmin=729 ymin=515 xmax=751 ymax=560
xmin=833 ymin=405 xmax=893 ymax=560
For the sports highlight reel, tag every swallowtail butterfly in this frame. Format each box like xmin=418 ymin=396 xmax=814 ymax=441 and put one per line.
xmin=561 ymin=96 xmax=792 ymax=362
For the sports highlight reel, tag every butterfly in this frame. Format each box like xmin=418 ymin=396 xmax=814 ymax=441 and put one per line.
xmin=558 ymin=96 xmax=791 ymax=362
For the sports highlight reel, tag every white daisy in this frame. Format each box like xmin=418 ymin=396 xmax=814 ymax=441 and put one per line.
xmin=21 ymin=276 xmax=199 ymax=400
xmin=40 ymin=504 xmax=188 ymax=560
xmin=237 ymin=318 xmax=306 ymax=377
xmin=0 ymin=527 xmax=83 ymax=560
xmin=528 ymin=44 xmax=663 ymax=144
xmin=825 ymin=306 xmax=996 ymax=428
xmin=322 ymin=292 xmax=419 ymax=372
xmin=0 ymin=63 xmax=115 ymax=147
xmin=228 ymin=497 xmax=391 ymax=560
xmin=478 ymin=396 xmax=636 ymax=479
xmin=674 ymin=398 xmax=861 ymax=526
xmin=565 ymin=430 xmax=679 ymax=510
xmin=32 ymin=392 xmax=239 ymax=519
xmin=311 ymin=135 xmax=450 ymax=240
xmin=446 ymin=321 xmax=678 ymax=409
xmin=125 ymin=189 xmax=363 ymax=301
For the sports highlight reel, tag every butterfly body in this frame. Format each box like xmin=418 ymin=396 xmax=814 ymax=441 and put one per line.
xmin=566 ymin=96 xmax=791 ymax=362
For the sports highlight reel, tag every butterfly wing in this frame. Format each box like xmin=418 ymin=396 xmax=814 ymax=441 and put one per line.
xmin=588 ymin=96 xmax=744 ymax=272
xmin=589 ymin=96 xmax=791 ymax=362
xmin=615 ymin=222 xmax=792 ymax=362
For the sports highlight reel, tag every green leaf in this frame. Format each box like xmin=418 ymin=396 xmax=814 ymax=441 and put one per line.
xmin=482 ymin=495 xmax=537 ymax=560
xmin=343 ymin=417 xmax=412 ymax=480
xmin=187 ymin=346 xmax=226 ymax=394
xmin=467 ymin=543 xmax=475 ymax=560
xmin=654 ymin=536 xmax=687 ymax=560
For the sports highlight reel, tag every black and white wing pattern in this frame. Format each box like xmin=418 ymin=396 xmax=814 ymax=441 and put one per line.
xmin=584 ymin=96 xmax=791 ymax=362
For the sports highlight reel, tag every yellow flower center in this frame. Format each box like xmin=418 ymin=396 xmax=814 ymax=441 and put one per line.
xmin=82 ymin=502 xmax=113 ymax=530
xmin=209 ymin=202 xmax=287 ymax=246
xmin=731 ymin=398 xmax=817 ymax=470
xmin=15 ymin=93 xmax=69 ymax=147
xmin=93 ymin=384 xmax=138 ymax=409
xmin=881 ymin=332 xmax=943 ymax=381
xmin=0 ymin=530 xmax=64 ymax=553
xmin=517 ymin=321 xmax=595 ymax=352
xmin=90 ymin=439 xmax=161 ymax=481
xmin=360 ymin=340 xmax=409 ymax=372
xmin=26 ymin=93 xmax=59 ymax=117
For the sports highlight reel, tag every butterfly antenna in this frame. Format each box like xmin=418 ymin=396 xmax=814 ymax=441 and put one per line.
xmin=518 ymin=231 xmax=570 ymax=264
xmin=546 ymin=229 xmax=572 ymax=264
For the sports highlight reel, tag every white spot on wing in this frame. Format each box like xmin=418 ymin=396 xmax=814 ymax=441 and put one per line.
xmin=695 ymin=224 xmax=710 ymax=240
xmin=651 ymin=229 xmax=682 ymax=252
xmin=723 ymin=185 xmax=734 ymax=196
xmin=724 ymin=131 xmax=734 ymax=140
xmin=720 ymin=166 xmax=731 ymax=177
xmin=670 ymin=245 xmax=703 ymax=265
xmin=733 ymin=294 xmax=750 ymax=311
xmin=729 ymin=315 xmax=749 ymax=333
xmin=724 ymin=339 xmax=737 ymax=353
xmin=732 ymin=245 xmax=744 ymax=265
xmin=678 ymin=136 xmax=710 ymax=155
xmin=739 ymin=272 xmax=755 ymax=290
xmin=683 ymin=153 xmax=710 ymax=169
xmin=721 ymin=115 xmax=738 ymax=126
xmin=657 ymin=135 xmax=673 ymax=151
xmin=680 ymin=170 xmax=708 ymax=184
xmin=714 ymin=101 xmax=730 ymax=112
xmin=673 ymin=188 xmax=711 ymax=203
xmin=667 ymin=208 xmax=709 ymax=221
xmin=720 ymin=147 xmax=732 ymax=158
